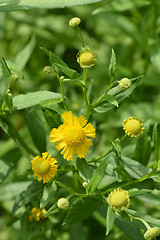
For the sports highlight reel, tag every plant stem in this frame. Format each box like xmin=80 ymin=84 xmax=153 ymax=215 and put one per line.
xmin=82 ymin=68 xmax=90 ymax=119
xmin=77 ymin=27 xmax=85 ymax=47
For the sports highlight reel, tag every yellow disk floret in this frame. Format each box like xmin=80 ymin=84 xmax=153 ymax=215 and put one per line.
xmin=31 ymin=152 xmax=58 ymax=183
xmin=77 ymin=47 xmax=96 ymax=68
xmin=50 ymin=111 xmax=96 ymax=161
xmin=108 ymin=188 xmax=130 ymax=211
xmin=123 ymin=117 xmax=144 ymax=137
xmin=144 ymin=227 xmax=160 ymax=240
xmin=29 ymin=207 xmax=47 ymax=222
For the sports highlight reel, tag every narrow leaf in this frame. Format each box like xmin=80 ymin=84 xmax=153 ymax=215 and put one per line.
xmin=43 ymin=108 xmax=62 ymax=129
xmin=106 ymin=205 xmax=115 ymax=235
xmin=109 ymin=49 xmax=116 ymax=83
xmin=152 ymin=123 xmax=160 ymax=161
xmin=76 ymin=158 xmax=92 ymax=181
xmin=4 ymin=90 xmax=13 ymax=112
xmin=104 ymin=94 xmax=119 ymax=107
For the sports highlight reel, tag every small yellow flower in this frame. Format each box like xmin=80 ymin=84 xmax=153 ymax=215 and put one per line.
xmin=144 ymin=227 xmax=160 ymax=240
xmin=123 ymin=117 xmax=144 ymax=137
xmin=77 ymin=47 xmax=96 ymax=68
xmin=108 ymin=188 xmax=130 ymax=211
xmin=50 ymin=111 xmax=96 ymax=161
xmin=31 ymin=152 xmax=58 ymax=183
xmin=29 ymin=207 xmax=47 ymax=222
xmin=69 ymin=17 xmax=81 ymax=27
xmin=119 ymin=78 xmax=131 ymax=90
xmin=57 ymin=198 xmax=69 ymax=210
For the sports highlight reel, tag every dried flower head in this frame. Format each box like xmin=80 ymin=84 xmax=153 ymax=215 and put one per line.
xmin=119 ymin=78 xmax=131 ymax=90
xmin=57 ymin=198 xmax=69 ymax=210
xmin=69 ymin=17 xmax=81 ymax=27
xmin=77 ymin=47 xmax=96 ymax=68
xmin=31 ymin=152 xmax=58 ymax=183
xmin=144 ymin=227 xmax=160 ymax=240
xmin=108 ymin=188 xmax=130 ymax=211
xmin=50 ymin=111 xmax=96 ymax=161
xmin=29 ymin=207 xmax=47 ymax=222
xmin=123 ymin=117 xmax=144 ymax=137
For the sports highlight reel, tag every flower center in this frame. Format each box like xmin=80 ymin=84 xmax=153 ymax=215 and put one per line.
xmin=110 ymin=191 xmax=128 ymax=208
xmin=63 ymin=124 xmax=85 ymax=145
xmin=125 ymin=119 xmax=141 ymax=135
xmin=79 ymin=51 xmax=95 ymax=66
xmin=32 ymin=158 xmax=50 ymax=175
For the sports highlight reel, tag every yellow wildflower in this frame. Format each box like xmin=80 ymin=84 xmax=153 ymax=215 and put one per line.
xmin=31 ymin=152 xmax=58 ymax=183
xmin=50 ymin=111 xmax=96 ymax=161
xmin=108 ymin=188 xmax=130 ymax=211
xmin=29 ymin=207 xmax=47 ymax=222
xmin=123 ymin=117 xmax=144 ymax=137
xmin=77 ymin=47 xmax=96 ymax=68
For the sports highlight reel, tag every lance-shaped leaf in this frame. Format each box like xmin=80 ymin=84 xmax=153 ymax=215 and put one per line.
xmin=106 ymin=205 xmax=115 ymax=235
xmin=109 ymin=49 xmax=116 ymax=84
xmin=43 ymin=108 xmax=62 ymax=129
xmin=76 ymin=158 xmax=92 ymax=181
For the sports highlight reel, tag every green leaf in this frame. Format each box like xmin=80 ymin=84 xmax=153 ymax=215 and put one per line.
xmin=13 ymin=91 xmax=62 ymax=110
xmin=152 ymin=123 xmax=160 ymax=161
xmin=40 ymin=179 xmax=55 ymax=209
xmin=41 ymin=48 xmax=81 ymax=79
xmin=76 ymin=158 xmax=92 ymax=181
xmin=25 ymin=109 xmax=46 ymax=153
xmin=14 ymin=35 xmax=36 ymax=71
xmin=0 ymin=0 xmax=104 ymax=11
xmin=109 ymin=49 xmax=116 ymax=83
xmin=135 ymin=121 xmax=151 ymax=166
xmin=88 ymin=158 xmax=109 ymax=193
xmin=1 ymin=57 xmax=11 ymax=76
xmin=12 ymin=181 xmax=44 ymax=214
xmin=4 ymin=90 xmax=13 ymax=112
xmin=106 ymin=205 xmax=115 ymax=235
xmin=104 ymin=94 xmax=119 ymax=107
xmin=112 ymin=138 xmax=121 ymax=157
xmin=43 ymin=108 xmax=62 ymax=129
xmin=63 ymin=195 xmax=101 ymax=224
xmin=0 ymin=148 xmax=21 ymax=183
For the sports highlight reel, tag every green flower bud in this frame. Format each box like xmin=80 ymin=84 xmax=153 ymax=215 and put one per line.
xmin=119 ymin=78 xmax=131 ymax=90
xmin=69 ymin=17 xmax=81 ymax=27
xmin=82 ymin=182 xmax=88 ymax=188
xmin=57 ymin=198 xmax=69 ymax=210
xmin=144 ymin=227 xmax=160 ymax=240
xmin=43 ymin=66 xmax=53 ymax=75
xmin=11 ymin=74 xmax=18 ymax=83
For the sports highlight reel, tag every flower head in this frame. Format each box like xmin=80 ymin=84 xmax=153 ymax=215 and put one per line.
xmin=69 ymin=17 xmax=81 ymax=27
xmin=108 ymin=188 xmax=130 ymax=211
xmin=50 ymin=111 xmax=96 ymax=161
xmin=77 ymin=47 xmax=96 ymax=68
xmin=29 ymin=207 xmax=47 ymax=222
xmin=123 ymin=117 xmax=144 ymax=137
xmin=57 ymin=198 xmax=69 ymax=210
xmin=119 ymin=78 xmax=131 ymax=90
xmin=144 ymin=227 xmax=160 ymax=240
xmin=31 ymin=152 xmax=58 ymax=183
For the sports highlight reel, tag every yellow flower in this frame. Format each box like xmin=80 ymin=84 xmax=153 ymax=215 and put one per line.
xmin=108 ymin=188 xmax=130 ymax=211
xmin=144 ymin=227 xmax=160 ymax=240
xmin=69 ymin=17 xmax=81 ymax=27
xmin=29 ymin=207 xmax=47 ymax=222
xmin=77 ymin=47 xmax=96 ymax=68
xmin=123 ymin=117 xmax=144 ymax=137
xmin=31 ymin=152 xmax=58 ymax=183
xmin=50 ymin=111 xmax=96 ymax=161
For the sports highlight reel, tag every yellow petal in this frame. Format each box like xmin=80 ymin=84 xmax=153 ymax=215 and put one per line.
xmin=55 ymin=140 xmax=67 ymax=151
xmin=61 ymin=145 xmax=74 ymax=161
xmin=84 ymin=123 xmax=96 ymax=138
xmin=61 ymin=111 xmax=73 ymax=124
xmin=50 ymin=128 xmax=63 ymax=142
xmin=78 ymin=115 xmax=87 ymax=127
xmin=75 ymin=138 xmax=92 ymax=158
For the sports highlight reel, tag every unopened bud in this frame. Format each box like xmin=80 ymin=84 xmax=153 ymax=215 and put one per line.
xmin=60 ymin=76 xmax=64 ymax=80
xmin=144 ymin=227 xmax=160 ymax=240
xmin=119 ymin=78 xmax=131 ymax=91
xmin=82 ymin=182 xmax=88 ymax=188
xmin=57 ymin=198 xmax=69 ymax=210
xmin=11 ymin=74 xmax=18 ymax=83
xmin=69 ymin=17 xmax=81 ymax=27
xmin=43 ymin=66 xmax=53 ymax=75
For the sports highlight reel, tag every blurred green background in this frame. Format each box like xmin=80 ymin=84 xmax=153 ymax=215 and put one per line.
xmin=1 ymin=0 xmax=160 ymax=239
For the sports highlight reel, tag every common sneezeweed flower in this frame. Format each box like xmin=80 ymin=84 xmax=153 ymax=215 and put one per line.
xmin=108 ymin=188 xmax=130 ymax=211
xmin=29 ymin=207 xmax=47 ymax=222
xmin=69 ymin=17 xmax=81 ymax=27
xmin=50 ymin=111 xmax=96 ymax=161
xmin=57 ymin=198 xmax=69 ymax=210
xmin=77 ymin=47 xmax=96 ymax=68
xmin=119 ymin=78 xmax=131 ymax=90
xmin=144 ymin=227 xmax=160 ymax=240
xmin=31 ymin=152 xmax=58 ymax=183
xmin=123 ymin=117 xmax=144 ymax=137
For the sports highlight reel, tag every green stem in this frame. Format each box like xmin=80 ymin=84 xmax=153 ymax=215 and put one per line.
xmin=77 ymin=27 xmax=85 ymax=47
xmin=133 ymin=217 xmax=151 ymax=230
xmin=1 ymin=76 xmax=12 ymax=113
xmin=83 ymin=68 xmax=88 ymax=85
xmin=83 ymin=87 xmax=90 ymax=119
xmin=91 ymin=81 xmax=118 ymax=109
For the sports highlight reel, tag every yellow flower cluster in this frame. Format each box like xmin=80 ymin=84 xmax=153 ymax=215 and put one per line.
xmin=29 ymin=207 xmax=47 ymax=222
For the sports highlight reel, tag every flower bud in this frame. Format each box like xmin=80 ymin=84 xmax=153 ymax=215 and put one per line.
xmin=144 ymin=227 xmax=160 ymax=240
xmin=123 ymin=117 xmax=144 ymax=137
xmin=43 ymin=66 xmax=53 ymax=75
xmin=82 ymin=182 xmax=88 ymax=188
xmin=60 ymin=76 xmax=64 ymax=80
xmin=119 ymin=78 xmax=131 ymax=90
xmin=11 ymin=74 xmax=18 ymax=83
xmin=108 ymin=188 xmax=130 ymax=211
xmin=69 ymin=17 xmax=81 ymax=27
xmin=57 ymin=198 xmax=69 ymax=210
